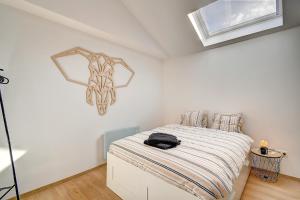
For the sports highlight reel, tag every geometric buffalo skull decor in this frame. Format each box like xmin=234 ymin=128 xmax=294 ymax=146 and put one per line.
xmin=51 ymin=47 xmax=134 ymax=115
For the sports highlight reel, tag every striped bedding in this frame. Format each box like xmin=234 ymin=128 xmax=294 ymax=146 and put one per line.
xmin=109 ymin=124 xmax=253 ymax=200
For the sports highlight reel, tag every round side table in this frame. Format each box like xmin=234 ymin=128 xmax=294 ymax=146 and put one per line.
xmin=250 ymin=148 xmax=284 ymax=182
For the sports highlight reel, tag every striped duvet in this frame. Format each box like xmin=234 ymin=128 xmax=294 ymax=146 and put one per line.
xmin=109 ymin=124 xmax=253 ymax=200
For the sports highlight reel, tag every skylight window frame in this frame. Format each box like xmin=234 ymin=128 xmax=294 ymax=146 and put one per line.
xmin=188 ymin=0 xmax=283 ymax=46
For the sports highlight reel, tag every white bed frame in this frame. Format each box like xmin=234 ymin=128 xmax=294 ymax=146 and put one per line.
xmin=107 ymin=152 xmax=250 ymax=200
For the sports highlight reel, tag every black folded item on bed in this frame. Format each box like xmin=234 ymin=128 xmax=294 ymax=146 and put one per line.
xmin=144 ymin=132 xmax=181 ymax=150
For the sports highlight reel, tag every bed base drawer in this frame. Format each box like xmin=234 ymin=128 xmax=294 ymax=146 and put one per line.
xmin=107 ymin=152 xmax=199 ymax=200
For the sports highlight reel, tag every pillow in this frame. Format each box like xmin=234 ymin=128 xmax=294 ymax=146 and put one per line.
xmin=212 ymin=113 xmax=243 ymax=133
xmin=180 ymin=111 xmax=208 ymax=128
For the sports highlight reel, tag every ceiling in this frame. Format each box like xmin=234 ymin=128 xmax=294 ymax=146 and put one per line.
xmin=121 ymin=0 xmax=300 ymax=57
xmin=120 ymin=0 xmax=214 ymax=57
xmin=2 ymin=0 xmax=167 ymax=59
xmin=3 ymin=0 xmax=300 ymax=59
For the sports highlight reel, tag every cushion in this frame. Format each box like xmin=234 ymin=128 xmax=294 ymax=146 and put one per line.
xmin=212 ymin=113 xmax=243 ymax=133
xmin=180 ymin=111 xmax=208 ymax=128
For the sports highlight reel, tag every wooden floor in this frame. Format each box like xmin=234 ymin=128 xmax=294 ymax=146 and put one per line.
xmin=241 ymin=172 xmax=300 ymax=200
xmin=19 ymin=165 xmax=121 ymax=200
xmin=17 ymin=165 xmax=300 ymax=200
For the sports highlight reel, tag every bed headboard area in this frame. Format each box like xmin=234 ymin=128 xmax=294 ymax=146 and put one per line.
xmin=103 ymin=126 xmax=140 ymax=160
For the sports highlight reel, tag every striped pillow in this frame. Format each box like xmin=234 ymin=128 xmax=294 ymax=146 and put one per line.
xmin=212 ymin=113 xmax=243 ymax=133
xmin=180 ymin=111 xmax=208 ymax=128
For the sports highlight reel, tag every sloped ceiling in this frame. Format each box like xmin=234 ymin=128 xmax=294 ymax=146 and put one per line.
xmin=1 ymin=0 xmax=168 ymax=59
xmin=121 ymin=0 xmax=300 ymax=57
xmin=120 ymin=0 xmax=215 ymax=57
xmin=2 ymin=0 xmax=300 ymax=59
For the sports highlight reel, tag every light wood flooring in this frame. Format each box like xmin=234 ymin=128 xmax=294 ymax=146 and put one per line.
xmin=241 ymin=172 xmax=300 ymax=200
xmin=14 ymin=165 xmax=300 ymax=200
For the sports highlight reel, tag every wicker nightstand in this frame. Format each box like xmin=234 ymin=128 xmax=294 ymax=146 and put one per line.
xmin=250 ymin=148 xmax=285 ymax=182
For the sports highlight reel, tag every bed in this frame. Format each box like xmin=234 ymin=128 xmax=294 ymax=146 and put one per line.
xmin=107 ymin=124 xmax=253 ymax=200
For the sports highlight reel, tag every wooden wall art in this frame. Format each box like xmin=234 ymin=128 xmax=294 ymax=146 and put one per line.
xmin=51 ymin=47 xmax=134 ymax=115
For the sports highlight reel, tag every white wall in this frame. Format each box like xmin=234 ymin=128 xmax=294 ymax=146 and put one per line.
xmin=163 ymin=26 xmax=300 ymax=178
xmin=0 ymin=4 xmax=163 ymax=195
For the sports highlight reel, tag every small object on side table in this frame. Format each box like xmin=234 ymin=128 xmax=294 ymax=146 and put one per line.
xmin=250 ymin=148 xmax=285 ymax=182
xmin=260 ymin=147 xmax=268 ymax=155
xmin=259 ymin=139 xmax=269 ymax=154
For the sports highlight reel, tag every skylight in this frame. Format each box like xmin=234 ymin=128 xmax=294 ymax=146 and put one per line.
xmin=188 ymin=0 xmax=283 ymax=46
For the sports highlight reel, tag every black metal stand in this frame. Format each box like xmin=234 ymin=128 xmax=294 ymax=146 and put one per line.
xmin=0 ymin=69 xmax=20 ymax=200
xmin=250 ymin=148 xmax=284 ymax=182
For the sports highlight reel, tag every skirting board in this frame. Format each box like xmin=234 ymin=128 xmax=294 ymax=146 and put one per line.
xmin=107 ymin=152 xmax=251 ymax=200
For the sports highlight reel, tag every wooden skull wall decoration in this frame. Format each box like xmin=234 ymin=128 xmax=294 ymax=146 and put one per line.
xmin=51 ymin=47 xmax=134 ymax=115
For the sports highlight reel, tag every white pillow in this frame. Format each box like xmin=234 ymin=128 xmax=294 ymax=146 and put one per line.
xmin=180 ymin=111 xmax=208 ymax=128
xmin=211 ymin=113 xmax=243 ymax=133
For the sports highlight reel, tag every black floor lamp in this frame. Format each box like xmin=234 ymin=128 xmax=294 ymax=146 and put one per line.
xmin=0 ymin=69 xmax=20 ymax=200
